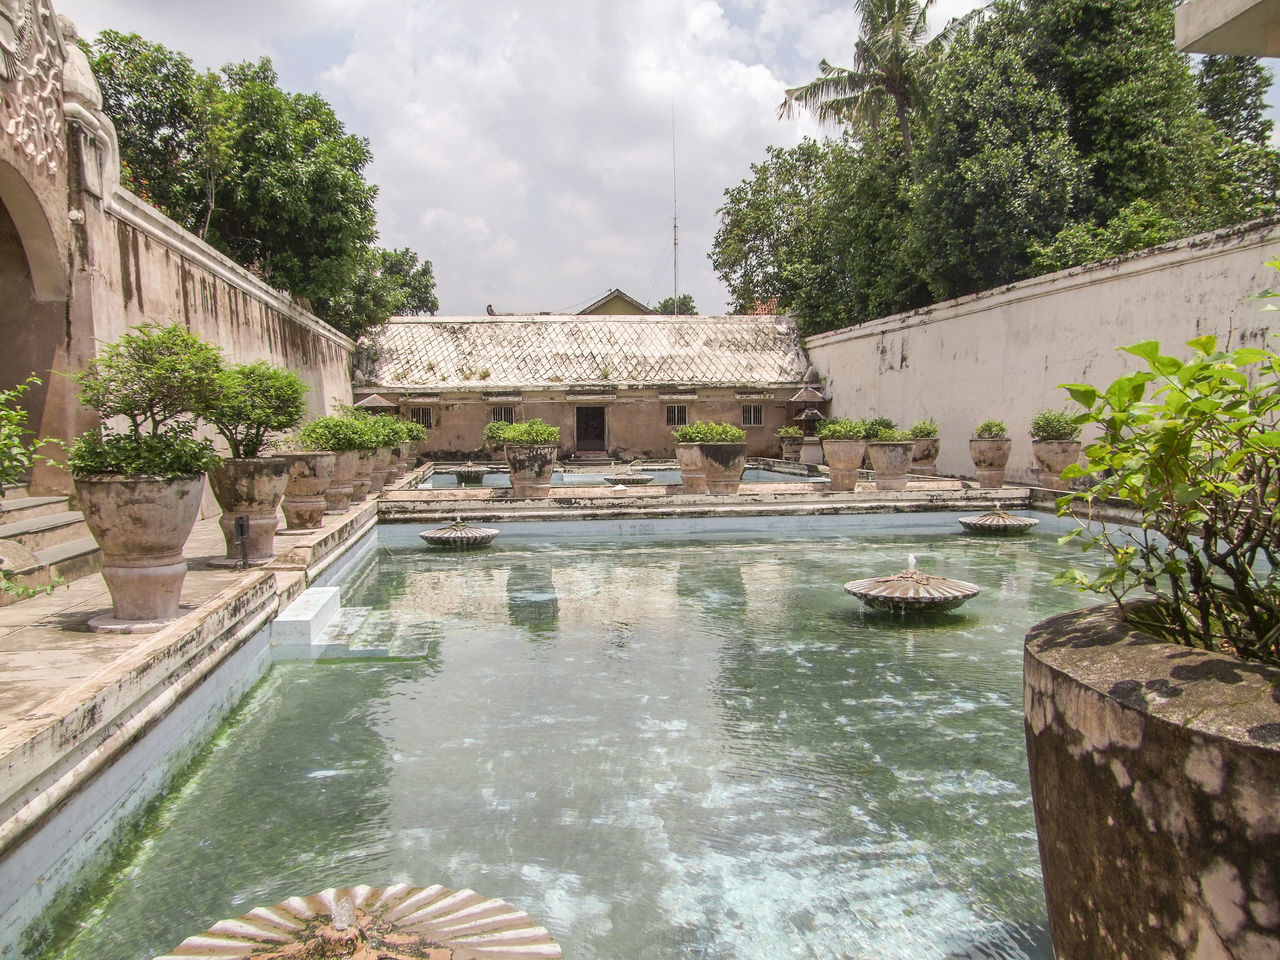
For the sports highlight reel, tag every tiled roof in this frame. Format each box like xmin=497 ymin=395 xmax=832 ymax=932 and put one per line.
xmin=365 ymin=315 xmax=808 ymax=390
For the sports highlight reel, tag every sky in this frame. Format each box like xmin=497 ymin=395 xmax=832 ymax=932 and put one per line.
xmin=53 ymin=0 xmax=984 ymax=316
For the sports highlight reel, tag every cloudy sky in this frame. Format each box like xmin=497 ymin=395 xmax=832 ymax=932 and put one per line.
xmin=56 ymin=0 xmax=982 ymax=315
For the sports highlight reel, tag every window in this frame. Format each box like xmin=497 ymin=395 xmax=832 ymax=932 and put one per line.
xmin=409 ymin=407 xmax=433 ymax=428
xmin=666 ymin=404 xmax=687 ymax=427
xmin=742 ymin=404 xmax=763 ymax=427
xmin=491 ymin=406 xmax=515 ymax=424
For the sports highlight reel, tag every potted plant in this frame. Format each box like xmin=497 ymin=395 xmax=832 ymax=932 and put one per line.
xmin=777 ymin=425 xmax=803 ymax=462
xmin=202 ymin=361 xmax=307 ymax=563
xmin=499 ymin=419 xmax=561 ymax=498
xmin=969 ymin=419 xmax=1012 ymax=489
xmin=66 ymin=323 xmax=221 ymax=628
xmin=672 ymin=421 xmax=748 ymax=495
xmin=298 ymin=416 xmax=369 ymax=515
xmin=361 ymin=414 xmax=404 ymax=495
xmin=816 ymin=418 xmax=867 ymax=491
xmin=864 ymin=421 xmax=916 ymax=491
xmin=908 ymin=418 xmax=940 ymax=476
xmin=1029 ymin=408 xmax=1082 ymax=491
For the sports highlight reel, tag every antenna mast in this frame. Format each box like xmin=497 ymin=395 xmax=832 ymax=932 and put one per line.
xmin=671 ymin=103 xmax=679 ymax=315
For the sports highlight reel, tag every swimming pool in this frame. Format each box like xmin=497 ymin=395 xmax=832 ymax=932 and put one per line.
xmin=39 ymin=515 xmax=1082 ymax=960
xmin=423 ymin=466 xmax=821 ymax=488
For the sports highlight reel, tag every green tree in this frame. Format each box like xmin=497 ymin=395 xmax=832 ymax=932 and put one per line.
xmin=379 ymin=248 xmax=439 ymax=316
xmin=911 ymin=18 xmax=1085 ymax=300
xmin=655 ymin=294 xmax=697 ymax=315
xmin=1196 ymin=55 xmax=1274 ymax=147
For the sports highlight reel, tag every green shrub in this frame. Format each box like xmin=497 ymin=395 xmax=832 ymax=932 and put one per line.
xmin=402 ymin=420 xmax=428 ymax=442
xmin=868 ymin=428 xmax=911 ymax=442
xmin=203 ymin=362 xmax=307 ymax=459
xmin=908 ymin=418 xmax=938 ymax=439
xmin=817 ymin=418 xmax=867 ymax=440
xmin=0 ymin=375 xmax=43 ymax=487
xmin=299 ymin=415 xmax=377 ymax=452
xmin=862 ymin=417 xmax=900 ymax=441
xmin=1056 ymin=336 xmax=1280 ymax=665
xmin=503 ymin=419 xmax=561 ymax=445
xmin=359 ymin=413 xmax=411 ymax=448
xmin=483 ymin=420 xmax=513 ymax=445
xmin=66 ymin=431 xmax=218 ymax=478
xmin=1029 ymin=408 xmax=1081 ymax=442
xmin=672 ymin=421 xmax=747 ymax=443
xmin=973 ymin=419 xmax=1009 ymax=440
xmin=776 ymin=425 xmax=803 ymax=439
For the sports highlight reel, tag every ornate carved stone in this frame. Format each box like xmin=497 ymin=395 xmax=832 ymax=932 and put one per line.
xmin=0 ymin=0 xmax=65 ymax=179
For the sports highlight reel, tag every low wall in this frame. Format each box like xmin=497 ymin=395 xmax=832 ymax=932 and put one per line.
xmin=1024 ymin=604 xmax=1280 ymax=959
xmin=805 ymin=220 xmax=1280 ymax=483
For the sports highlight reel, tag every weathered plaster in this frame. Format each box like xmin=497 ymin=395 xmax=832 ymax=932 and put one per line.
xmin=1024 ymin=604 xmax=1280 ymax=959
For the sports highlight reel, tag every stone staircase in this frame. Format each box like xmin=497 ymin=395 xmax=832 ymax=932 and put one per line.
xmin=0 ymin=483 xmax=100 ymax=602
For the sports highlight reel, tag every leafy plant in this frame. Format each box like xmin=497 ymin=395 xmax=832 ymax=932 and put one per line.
xmin=1029 ymin=408 xmax=1081 ymax=442
xmin=817 ymin=418 xmax=867 ymax=440
xmin=299 ymin=415 xmax=377 ymax=452
xmin=973 ymin=419 xmax=1008 ymax=440
xmin=868 ymin=428 xmax=911 ymax=442
xmin=1056 ymin=336 xmax=1280 ymax=665
xmin=402 ymin=420 xmax=428 ymax=442
xmin=776 ymin=425 xmax=803 ymax=439
xmin=203 ymin=361 xmax=307 ymax=459
xmin=503 ymin=419 xmax=561 ymax=445
xmin=0 ymin=375 xmax=44 ymax=488
xmin=483 ymin=420 xmax=513 ymax=445
xmin=68 ymin=322 xmax=223 ymax=476
xmin=862 ymin=417 xmax=899 ymax=441
xmin=908 ymin=418 xmax=938 ymax=439
xmin=672 ymin=421 xmax=747 ymax=444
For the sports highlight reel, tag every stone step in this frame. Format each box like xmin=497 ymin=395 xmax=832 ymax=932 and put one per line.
xmin=0 ymin=495 xmax=71 ymax=524
xmin=1 ymin=482 xmax=30 ymax=501
xmin=0 ymin=536 xmax=101 ymax=604
xmin=0 ymin=510 xmax=91 ymax=552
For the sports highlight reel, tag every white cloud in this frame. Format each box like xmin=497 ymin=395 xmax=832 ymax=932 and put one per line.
xmin=53 ymin=0 xmax=981 ymax=315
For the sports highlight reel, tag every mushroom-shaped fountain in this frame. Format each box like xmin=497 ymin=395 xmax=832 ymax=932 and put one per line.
xmin=151 ymin=883 xmax=562 ymax=959
xmin=453 ymin=462 xmax=489 ymax=485
xmin=844 ymin=555 xmax=980 ymax=613
xmin=603 ymin=462 xmax=654 ymax=486
xmin=958 ymin=502 xmax=1039 ymax=535
xmin=420 ymin=517 xmax=499 ymax=550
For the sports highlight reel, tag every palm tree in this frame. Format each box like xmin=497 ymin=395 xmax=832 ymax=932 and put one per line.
xmin=779 ymin=0 xmax=975 ymax=170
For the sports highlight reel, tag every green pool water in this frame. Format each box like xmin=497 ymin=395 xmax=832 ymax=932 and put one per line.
xmin=42 ymin=518 xmax=1088 ymax=959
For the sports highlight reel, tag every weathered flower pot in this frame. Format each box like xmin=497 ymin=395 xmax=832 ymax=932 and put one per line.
xmin=910 ymin=437 xmax=940 ymax=476
xmin=779 ymin=436 xmax=803 ymax=462
xmin=1025 ymin=603 xmax=1280 ymax=960
xmin=350 ymin=448 xmax=377 ymax=503
xmin=506 ymin=443 xmax=559 ymax=498
xmin=800 ymin=436 xmax=824 ymax=465
xmin=969 ymin=438 xmax=1012 ymax=489
xmin=699 ymin=442 xmax=747 ymax=495
xmin=867 ymin=440 xmax=915 ymax=491
xmin=1031 ymin=439 xmax=1081 ymax=491
xmin=324 ymin=449 xmax=359 ymax=514
xmin=279 ymin=451 xmax=336 ymax=530
xmin=74 ymin=473 xmax=205 ymax=625
xmin=821 ymin=439 xmax=867 ymax=491
xmin=208 ymin=457 xmax=290 ymax=562
xmin=367 ymin=445 xmax=394 ymax=494
xmin=675 ymin=443 xmax=708 ymax=494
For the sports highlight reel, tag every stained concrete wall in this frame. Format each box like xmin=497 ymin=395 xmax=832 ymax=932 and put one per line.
xmin=804 ymin=219 xmax=1280 ymax=484
xmin=1024 ymin=604 xmax=1280 ymax=959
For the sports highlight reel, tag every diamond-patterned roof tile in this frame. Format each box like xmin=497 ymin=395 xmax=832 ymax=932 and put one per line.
xmin=366 ymin=315 xmax=808 ymax=389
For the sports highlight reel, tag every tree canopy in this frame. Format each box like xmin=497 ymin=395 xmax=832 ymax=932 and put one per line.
xmin=88 ymin=30 xmax=437 ymax=340
xmin=716 ymin=0 xmax=1279 ymax=337
xmin=655 ymin=294 xmax=697 ymax=315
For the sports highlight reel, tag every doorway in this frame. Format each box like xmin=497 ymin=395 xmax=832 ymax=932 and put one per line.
xmin=575 ymin=406 xmax=606 ymax=453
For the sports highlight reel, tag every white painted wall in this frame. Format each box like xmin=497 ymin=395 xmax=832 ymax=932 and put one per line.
xmin=804 ymin=219 xmax=1280 ymax=483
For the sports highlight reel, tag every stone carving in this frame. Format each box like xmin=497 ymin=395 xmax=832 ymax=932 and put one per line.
xmin=0 ymin=0 xmax=64 ymax=178
xmin=57 ymin=14 xmax=119 ymax=199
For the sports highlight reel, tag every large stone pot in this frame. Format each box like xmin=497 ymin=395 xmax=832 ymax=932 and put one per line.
xmin=675 ymin=443 xmax=708 ymax=494
xmin=867 ymin=440 xmax=915 ymax=491
xmin=910 ymin=436 xmax=940 ymax=476
xmin=368 ymin=445 xmax=394 ymax=494
xmin=1031 ymin=439 xmax=1081 ymax=491
xmin=1025 ymin=603 xmax=1280 ymax=960
xmin=699 ymin=442 xmax=747 ymax=495
xmin=74 ymin=473 xmax=205 ymax=626
xmin=506 ymin=443 xmax=559 ymax=498
xmin=351 ymin=448 xmax=377 ymax=503
xmin=279 ymin=451 xmax=336 ymax=530
xmin=323 ymin=449 xmax=359 ymax=514
xmin=969 ymin=438 xmax=1012 ymax=489
xmin=821 ymin=439 xmax=867 ymax=491
xmin=207 ymin=457 xmax=290 ymax=562
xmin=779 ymin=436 xmax=803 ymax=462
